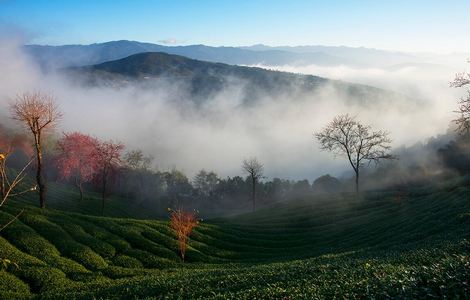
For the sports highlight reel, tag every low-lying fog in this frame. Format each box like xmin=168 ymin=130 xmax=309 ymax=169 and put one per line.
xmin=0 ymin=37 xmax=465 ymax=181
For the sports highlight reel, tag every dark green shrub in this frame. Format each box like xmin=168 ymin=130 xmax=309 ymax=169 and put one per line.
xmin=0 ymin=270 xmax=31 ymax=299
xmin=112 ymin=254 xmax=143 ymax=268
xmin=102 ymin=266 xmax=151 ymax=279
xmin=16 ymin=266 xmax=70 ymax=293
xmin=124 ymin=249 xmax=176 ymax=269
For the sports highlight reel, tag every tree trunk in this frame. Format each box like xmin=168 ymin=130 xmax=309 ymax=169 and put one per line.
xmin=101 ymin=168 xmax=107 ymax=215
xmin=181 ymin=245 xmax=185 ymax=262
xmin=75 ymin=176 xmax=84 ymax=201
xmin=101 ymin=180 xmax=106 ymax=215
xmin=101 ymin=195 xmax=105 ymax=215
xmin=34 ymin=133 xmax=46 ymax=209
xmin=0 ymin=182 xmax=4 ymax=201
xmin=252 ymin=176 xmax=256 ymax=212
xmin=78 ymin=182 xmax=84 ymax=202
xmin=355 ymin=170 xmax=359 ymax=195
xmin=0 ymin=162 xmax=5 ymax=201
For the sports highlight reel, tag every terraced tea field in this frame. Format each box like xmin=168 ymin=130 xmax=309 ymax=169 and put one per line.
xmin=0 ymin=178 xmax=469 ymax=299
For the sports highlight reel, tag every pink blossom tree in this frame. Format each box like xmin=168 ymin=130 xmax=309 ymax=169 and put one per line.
xmin=56 ymin=132 xmax=100 ymax=201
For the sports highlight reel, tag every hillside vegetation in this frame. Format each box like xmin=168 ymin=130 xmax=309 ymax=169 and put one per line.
xmin=65 ymin=51 xmax=412 ymax=107
xmin=0 ymin=177 xmax=469 ymax=299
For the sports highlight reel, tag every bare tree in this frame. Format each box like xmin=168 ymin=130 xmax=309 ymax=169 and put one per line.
xmin=10 ymin=92 xmax=62 ymax=208
xmin=0 ymin=154 xmax=35 ymax=209
xmin=315 ymin=114 xmax=393 ymax=194
xmin=242 ymin=157 xmax=263 ymax=211
xmin=451 ymin=71 xmax=470 ymax=134
xmin=169 ymin=208 xmax=198 ymax=262
xmin=0 ymin=130 xmax=36 ymax=232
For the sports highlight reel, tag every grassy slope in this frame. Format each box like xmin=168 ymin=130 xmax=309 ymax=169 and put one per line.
xmin=0 ymin=178 xmax=469 ymax=299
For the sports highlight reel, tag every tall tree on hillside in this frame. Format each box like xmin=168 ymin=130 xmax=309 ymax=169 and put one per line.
xmin=451 ymin=70 xmax=470 ymax=133
xmin=193 ymin=169 xmax=219 ymax=198
xmin=123 ymin=149 xmax=154 ymax=202
xmin=242 ymin=157 xmax=263 ymax=211
xmin=10 ymin=92 xmax=62 ymax=208
xmin=56 ymin=132 xmax=100 ymax=201
xmin=95 ymin=140 xmax=124 ymax=215
xmin=164 ymin=169 xmax=193 ymax=208
xmin=124 ymin=149 xmax=153 ymax=170
xmin=315 ymin=114 xmax=393 ymax=194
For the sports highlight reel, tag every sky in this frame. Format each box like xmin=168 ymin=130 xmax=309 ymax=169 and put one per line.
xmin=0 ymin=0 xmax=469 ymax=53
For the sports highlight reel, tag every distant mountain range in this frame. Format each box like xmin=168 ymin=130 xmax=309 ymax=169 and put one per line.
xmin=24 ymin=40 xmax=351 ymax=70
xmin=241 ymin=44 xmax=421 ymax=67
xmin=65 ymin=51 xmax=412 ymax=106
xmin=24 ymin=40 xmax=463 ymax=72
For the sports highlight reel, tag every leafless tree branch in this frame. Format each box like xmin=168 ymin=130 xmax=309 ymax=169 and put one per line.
xmin=315 ymin=114 xmax=394 ymax=193
xmin=242 ymin=157 xmax=263 ymax=211
xmin=10 ymin=92 xmax=62 ymax=208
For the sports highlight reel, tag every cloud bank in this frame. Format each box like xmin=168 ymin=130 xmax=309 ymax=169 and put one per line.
xmin=0 ymin=36 xmax=465 ymax=181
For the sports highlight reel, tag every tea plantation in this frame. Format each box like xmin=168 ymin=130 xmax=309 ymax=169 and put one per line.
xmin=0 ymin=177 xmax=469 ymax=299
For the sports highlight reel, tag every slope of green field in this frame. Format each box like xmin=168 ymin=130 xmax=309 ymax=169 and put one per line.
xmin=0 ymin=177 xmax=469 ymax=299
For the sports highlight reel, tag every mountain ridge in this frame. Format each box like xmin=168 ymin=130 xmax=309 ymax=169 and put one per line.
xmin=65 ymin=51 xmax=415 ymax=107
xmin=23 ymin=40 xmax=361 ymax=70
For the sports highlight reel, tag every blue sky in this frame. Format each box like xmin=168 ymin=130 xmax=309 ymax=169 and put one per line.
xmin=0 ymin=0 xmax=468 ymax=53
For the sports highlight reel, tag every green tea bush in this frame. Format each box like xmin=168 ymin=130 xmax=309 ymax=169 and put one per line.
xmin=0 ymin=270 xmax=31 ymax=299
xmin=0 ymin=177 xmax=469 ymax=299
xmin=19 ymin=213 xmax=108 ymax=270
xmin=50 ymin=216 xmax=116 ymax=258
xmin=112 ymin=254 xmax=143 ymax=268
xmin=124 ymin=249 xmax=177 ymax=269
xmin=16 ymin=266 xmax=70 ymax=293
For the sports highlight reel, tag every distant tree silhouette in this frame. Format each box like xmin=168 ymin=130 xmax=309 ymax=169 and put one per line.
xmin=438 ymin=134 xmax=470 ymax=174
xmin=242 ymin=157 xmax=263 ymax=211
xmin=312 ymin=174 xmax=341 ymax=194
xmin=315 ymin=114 xmax=393 ymax=194
xmin=122 ymin=149 xmax=154 ymax=202
xmin=124 ymin=149 xmax=153 ymax=170
xmin=193 ymin=169 xmax=219 ymax=199
xmin=164 ymin=169 xmax=193 ymax=208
